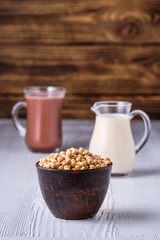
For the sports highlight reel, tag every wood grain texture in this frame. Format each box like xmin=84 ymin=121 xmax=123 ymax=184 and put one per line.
xmin=0 ymin=0 xmax=160 ymax=118
xmin=0 ymin=44 xmax=160 ymax=118
xmin=0 ymin=120 xmax=160 ymax=239
xmin=0 ymin=45 xmax=160 ymax=95
xmin=0 ymin=0 xmax=160 ymax=43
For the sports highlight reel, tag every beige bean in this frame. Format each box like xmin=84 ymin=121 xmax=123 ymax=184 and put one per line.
xmin=39 ymin=162 xmax=44 ymax=167
xmin=66 ymin=150 xmax=72 ymax=157
xmin=97 ymin=159 xmax=102 ymax=163
xmin=101 ymin=164 xmax=106 ymax=168
xmin=75 ymin=165 xmax=81 ymax=170
xmin=79 ymin=147 xmax=84 ymax=154
xmin=46 ymin=163 xmax=51 ymax=168
xmin=96 ymin=164 xmax=101 ymax=168
xmin=54 ymin=153 xmax=59 ymax=159
xmin=50 ymin=153 xmax=54 ymax=158
xmin=64 ymin=165 xmax=71 ymax=170
xmin=71 ymin=160 xmax=76 ymax=167
xmin=51 ymin=163 xmax=56 ymax=169
xmin=58 ymin=166 xmax=63 ymax=170
xmin=61 ymin=160 xmax=67 ymax=166
xmin=80 ymin=166 xmax=86 ymax=170
xmin=89 ymin=165 xmax=96 ymax=169
xmin=87 ymin=159 xmax=92 ymax=165
xmin=60 ymin=151 xmax=65 ymax=155
xmin=83 ymin=150 xmax=89 ymax=155
xmin=103 ymin=160 xmax=111 ymax=166
xmin=79 ymin=162 xmax=86 ymax=167
xmin=56 ymin=163 xmax=61 ymax=169
xmin=42 ymin=158 xmax=48 ymax=163
xmin=66 ymin=158 xmax=71 ymax=164
xmin=57 ymin=156 xmax=63 ymax=162
xmin=51 ymin=159 xmax=57 ymax=163
xmin=93 ymin=160 xmax=98 ymax=165
xmin=76 ymin=157 xmax=81 ymax=162
xmin=72 ymin=149 xmax=78 ymax=155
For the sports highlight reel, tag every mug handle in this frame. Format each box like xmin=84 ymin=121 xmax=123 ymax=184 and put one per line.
xmin=11 ymin=101 xmax=27 ymax=137
xmin=130 ymin=110 xmax=151 ymax=153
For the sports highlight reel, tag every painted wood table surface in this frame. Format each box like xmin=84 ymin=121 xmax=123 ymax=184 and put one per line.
xmin=0 ymin=119 xmax=160 ymax=240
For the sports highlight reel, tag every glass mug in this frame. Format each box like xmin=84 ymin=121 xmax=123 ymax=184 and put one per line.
xmin=12 ymin=86 xmax=66 ymax=152
xmin=89 ymin=101 xmax=151 ymax=176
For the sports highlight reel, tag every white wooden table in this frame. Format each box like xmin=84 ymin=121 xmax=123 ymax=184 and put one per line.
xmin=0 ymin=119 xmax=160 ymax=240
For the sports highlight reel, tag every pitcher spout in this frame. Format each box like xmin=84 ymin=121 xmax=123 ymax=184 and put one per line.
xmin=91 ymin=101 xmax=132 ymax=115
xmin=91 ymin=102 xmax=108 ymax=115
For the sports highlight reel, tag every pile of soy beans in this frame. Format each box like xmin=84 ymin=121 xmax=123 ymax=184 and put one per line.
xmin=38 ymin=147 xmax=111 ymax=170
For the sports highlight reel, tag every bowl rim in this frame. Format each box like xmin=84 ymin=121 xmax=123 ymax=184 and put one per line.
xmin=36 ymin=161 xmax=112 ymax=172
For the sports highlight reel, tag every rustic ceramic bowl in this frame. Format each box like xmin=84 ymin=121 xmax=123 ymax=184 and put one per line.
xmin=36 ymin=162 xmax=112 ymax=219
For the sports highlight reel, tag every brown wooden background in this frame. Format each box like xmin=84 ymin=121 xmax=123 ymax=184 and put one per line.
xmin=0 ymin=0 xmax=160 ymax=119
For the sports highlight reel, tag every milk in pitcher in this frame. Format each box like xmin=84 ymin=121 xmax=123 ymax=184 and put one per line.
xmin=89 ymin=113 xmax=135 ymax=175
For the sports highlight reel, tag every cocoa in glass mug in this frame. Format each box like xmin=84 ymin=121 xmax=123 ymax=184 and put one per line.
xmin=12 ymin=86 xmax=66 ymax=152
xmin=89 ymin=101 xmax=151 ymax=176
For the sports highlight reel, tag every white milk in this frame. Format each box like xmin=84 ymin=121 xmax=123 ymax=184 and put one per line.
xmin=89 ymin=114 xmax=135 ymax=174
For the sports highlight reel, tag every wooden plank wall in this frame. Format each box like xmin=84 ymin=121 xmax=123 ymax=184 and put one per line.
xmin=0 ymin=0 xmax=160 ymax=119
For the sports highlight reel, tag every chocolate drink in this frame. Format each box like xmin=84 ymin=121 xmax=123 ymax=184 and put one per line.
xmin=25 ymin=95 xmax=64 ymax=152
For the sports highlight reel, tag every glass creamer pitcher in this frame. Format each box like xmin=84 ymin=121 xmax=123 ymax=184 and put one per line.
xmin=89 ymin=101 xmax=151 ymax=176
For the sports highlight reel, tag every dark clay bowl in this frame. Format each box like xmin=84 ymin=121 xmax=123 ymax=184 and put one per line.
xmin=36 ymin=162 xmax=112 ymax=220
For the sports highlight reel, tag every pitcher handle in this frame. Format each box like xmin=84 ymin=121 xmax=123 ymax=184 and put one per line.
xmin=11 ymin=101 xmax=27 ymax=137
xmin=130 ymin=110 xmax=151 ymax=153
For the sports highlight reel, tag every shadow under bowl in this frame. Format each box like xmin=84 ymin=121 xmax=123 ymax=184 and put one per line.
xmin=36 ymin=162 xmax=112 ymax=220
